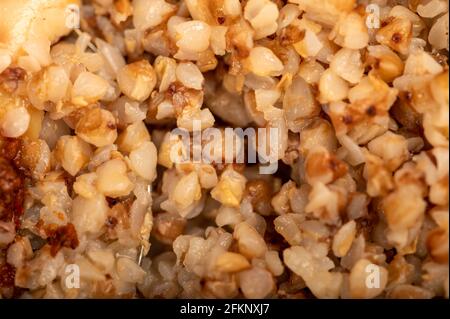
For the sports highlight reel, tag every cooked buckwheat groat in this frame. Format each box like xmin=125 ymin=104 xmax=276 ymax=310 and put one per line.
xmin=0 ymin=0 xmax=448 ymax=299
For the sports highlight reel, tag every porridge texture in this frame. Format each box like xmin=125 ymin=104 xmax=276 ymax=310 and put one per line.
xmin=0 ymin=0 xmax=448 ymax=299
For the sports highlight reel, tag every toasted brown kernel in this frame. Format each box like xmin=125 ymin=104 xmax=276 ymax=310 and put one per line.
xmin=46 ymin=223 xmax=79 ymax=257
xmin=153 ymin=212 xmax=186 ymax=244
xmin=245 ymin=179 xmax=273 ymax=216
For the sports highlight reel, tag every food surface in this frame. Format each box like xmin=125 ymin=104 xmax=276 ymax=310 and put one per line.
xmin=0 ymin=0 xmax=448 ymax=299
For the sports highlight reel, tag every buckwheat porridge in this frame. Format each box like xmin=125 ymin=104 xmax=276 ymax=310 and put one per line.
xmin=0 ymin=0 xmax=448 ymax=299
